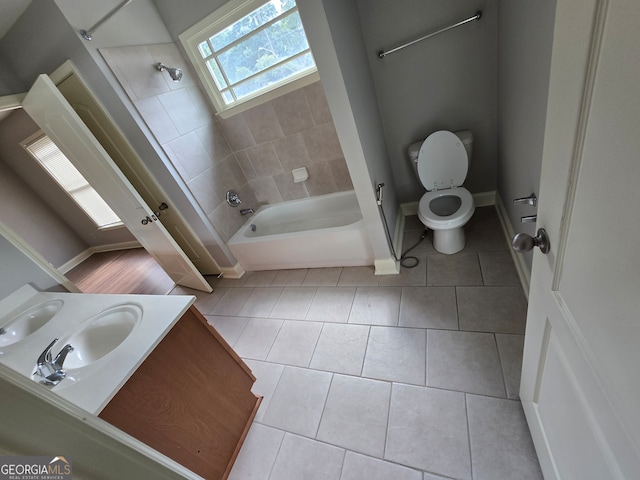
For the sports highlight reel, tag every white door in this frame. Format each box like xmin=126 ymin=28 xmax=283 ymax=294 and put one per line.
xmin=23 ymin=75 xmax=212 ymax=293
xmin=520 ymin=0 xmax=640 ymax=478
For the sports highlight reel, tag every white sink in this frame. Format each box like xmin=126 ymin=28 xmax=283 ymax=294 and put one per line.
xmin=0 ymin=299 xmax=64 ymax=351
xmin=57 ymin=303 xmax=142 ymax=370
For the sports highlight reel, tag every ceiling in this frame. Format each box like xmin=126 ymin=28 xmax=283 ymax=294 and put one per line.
xmin=0 ymin=0 xmax=33 ymax=41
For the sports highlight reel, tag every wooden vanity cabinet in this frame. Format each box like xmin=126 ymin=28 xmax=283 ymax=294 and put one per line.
xmin=99 ymin=305 xmax=261 ymax=480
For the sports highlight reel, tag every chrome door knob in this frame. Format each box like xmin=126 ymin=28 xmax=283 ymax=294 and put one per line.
xmin=512 ymin=228 xmax=550 ymax=254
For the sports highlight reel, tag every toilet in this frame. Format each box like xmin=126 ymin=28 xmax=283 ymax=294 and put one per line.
xmin=408 ymin=130 xmax=475 ymax=254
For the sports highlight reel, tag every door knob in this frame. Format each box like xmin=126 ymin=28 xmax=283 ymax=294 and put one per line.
xmin=511 ymin=228 xmax=550 ymax=254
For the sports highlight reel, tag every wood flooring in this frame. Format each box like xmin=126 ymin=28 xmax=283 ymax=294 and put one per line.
xmin=65 ymin=248 xmax=175 ymax=295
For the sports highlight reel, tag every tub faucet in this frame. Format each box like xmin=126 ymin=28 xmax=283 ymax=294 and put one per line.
xmin=240 ymin=208 xmax=254 ymax=216
xmin=226 ymin=190 xmax=242 ymax=207
xmin=34 ymin=337 xmax=74 ymax=386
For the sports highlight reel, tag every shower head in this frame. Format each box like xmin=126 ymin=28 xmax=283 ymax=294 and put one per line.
xmin=155 ymin=62 xmax=183 ymax=82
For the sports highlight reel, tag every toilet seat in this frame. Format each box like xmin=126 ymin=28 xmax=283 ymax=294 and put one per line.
xmin=418 ymin=188 xmax=474 ymax=229
xmin=417 ymin=130 xmax=468 ymax=191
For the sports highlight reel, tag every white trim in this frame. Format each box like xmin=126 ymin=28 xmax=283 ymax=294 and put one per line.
xmin=495 ymin=191 xmax=531 ymax=299
xmin=374 ymin=257 xmax=400 ymax=275
xmin=58 ymin=241 xmax=143 ymax=274
xmin=220 ymin=263 xmax=246 ymax=279
xmin=471 ymin=190 xmax=496 ymax=207
xmin=0 ymin=94 xmax=26 ymax=111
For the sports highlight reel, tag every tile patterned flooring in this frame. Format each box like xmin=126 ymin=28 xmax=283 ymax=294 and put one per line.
xmin=170 ymin=207 xmax=543 ymax=480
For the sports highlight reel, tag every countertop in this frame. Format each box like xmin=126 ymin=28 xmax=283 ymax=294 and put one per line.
xmin=0 ymin=285 xmax=194 ymax=415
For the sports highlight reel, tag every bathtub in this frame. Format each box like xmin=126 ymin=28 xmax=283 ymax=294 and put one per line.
xmin=227 ymin=190 xmax=374 ymax=271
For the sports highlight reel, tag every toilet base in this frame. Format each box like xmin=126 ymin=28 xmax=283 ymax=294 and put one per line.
xmin=432 ymin=227 xmax=465 ymax=255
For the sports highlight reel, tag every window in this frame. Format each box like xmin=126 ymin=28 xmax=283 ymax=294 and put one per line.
xmin=23 ymin=133 xmax=122 ymax=229
xmin=180 ymin=0 xmax=318 ymax=117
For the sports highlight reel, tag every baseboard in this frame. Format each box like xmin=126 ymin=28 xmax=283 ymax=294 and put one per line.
xmin=495 ymin=192 xmax=531 ymax=299
xmin=58 ymin=241 xmax=142 ymax=274
xmin=472 ymin=190 xmax=496 ymax=207
xmin=374 ymin=257 xmax=400 ymax=275
xmin=220 ymin=263 xmax=246 ymax=279
xmin=90 ymin=241 xmax=141 ymax=253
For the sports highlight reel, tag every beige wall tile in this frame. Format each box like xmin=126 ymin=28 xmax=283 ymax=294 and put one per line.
xmin=244 ymin=102 xmax=284 ymax=144
xmin=329 ymin=158 xmax=354 ymax=191
xmin=195 ymin=122 xmax=232 ymax=163
xmin=134 ymin=96 xmax=180 ymax=144
xmin=157 ymin=87 xmax=211 ymax=136
xmin=103 ymin=46 xmax=169 ymax=100
xmin=302 ymin=122 xmax=344 ymax=163
xmin=272 ymin=89 xmax=315 ymax=135
xmin=247 ymin=143 xmax=284 ymax=178
xmin=164 ymin=132 xmax=212 ymax=181
xmin=273 ymin=172 xmax=308 ymax=201
xmin=305 ymin=163 xmax=338 ymax=196
xmin=235 ymin=150 xmax=258 ymax=181
xmin=273 ymin=133 xmax=313 ymax=170
xmin=304 ymin=81 xmax=333 ymax=125
xmin=219 ymin=113 xmax=256 ymax=151
xmin=250 ymin=176 xmax=284 ymax=204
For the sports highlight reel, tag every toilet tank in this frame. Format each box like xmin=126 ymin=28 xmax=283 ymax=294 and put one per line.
xmin=408 ymin=130 xmax=474 ymax=176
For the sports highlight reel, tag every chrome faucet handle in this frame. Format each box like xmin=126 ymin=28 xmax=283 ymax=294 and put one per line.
xmin=34 ymin=338 xmax=74 ymax=386
xmin=226 ymin=190 xmax=242 ymax=207
xmin=53 ymin=344 xmax=74 ymax=370
xmin=36 ymin=337 xmax=59 ymax=366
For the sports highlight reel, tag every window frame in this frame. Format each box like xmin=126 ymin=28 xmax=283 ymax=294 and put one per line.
xmin=179 ymin=0 xmax=319 ymax=118
xmin=21 ymin=131 xmax=124 ymax=231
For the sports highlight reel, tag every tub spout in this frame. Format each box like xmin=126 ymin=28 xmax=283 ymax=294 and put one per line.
xmin=240 ymin=208 xmax=254 ymax=215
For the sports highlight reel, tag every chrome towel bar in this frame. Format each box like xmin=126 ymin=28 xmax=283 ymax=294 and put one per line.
xmin=378 ymin=11 xmax=482 ymax=58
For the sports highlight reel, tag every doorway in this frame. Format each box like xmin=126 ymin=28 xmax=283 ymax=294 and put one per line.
xmin=65 ymin=248 xmax=175 ymax=295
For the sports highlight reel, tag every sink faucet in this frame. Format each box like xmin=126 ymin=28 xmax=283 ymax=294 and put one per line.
xmin=240 ymin=208 xmax=254 ymax=216
xmin=34 ymin=337 xmax=74 ymax=386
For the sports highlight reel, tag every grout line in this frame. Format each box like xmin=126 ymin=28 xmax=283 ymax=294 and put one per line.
xmin=306 ymin=321 xmax=325 ymax=368
xmin=464 ymin=393 xmax=474 ymax=480
xmin=359 ymin=326 xmax=372 ymax=377
xmin=382 ymin=381 xmax=394 ymax=461
xmin=266 ymin=428 xmax=287 ymax=480
xmin=494 ymin=333 xmax=510 ymax=399
xmin=454 ymin=286 xmax=461 ymax=331
xmin=425 ymin=329 xmax=429 ymax=387
xmin=313 ymin=373 xmax=334 ymax=439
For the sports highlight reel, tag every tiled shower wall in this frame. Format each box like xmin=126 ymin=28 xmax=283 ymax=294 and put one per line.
xmin=102 ymin=43 xmax=353 ymax=241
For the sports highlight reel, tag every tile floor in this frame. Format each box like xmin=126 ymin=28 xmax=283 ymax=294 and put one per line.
xmin=171 ymin=207 xmax=543 ymax=480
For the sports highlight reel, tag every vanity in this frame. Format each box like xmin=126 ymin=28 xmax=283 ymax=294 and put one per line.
xmin=0 ymin=285 xmax=260 ymax=480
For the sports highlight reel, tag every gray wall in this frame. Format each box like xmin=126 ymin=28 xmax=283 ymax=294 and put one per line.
xmin=0 ymin=235 xmax=65 ymax=299
xmin=356 ymin=0 xmax=499 ymax=204
xmin=0 ymin=110 xmax=135 ymax=256
xmin=497 ymin=0 xmax=556 ymax=271
xmin=0 ymin=154 xmax=88 ymax=269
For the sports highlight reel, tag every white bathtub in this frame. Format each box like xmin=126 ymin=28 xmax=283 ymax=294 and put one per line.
xmin=227 ymin=190 xmax=374 ymax=271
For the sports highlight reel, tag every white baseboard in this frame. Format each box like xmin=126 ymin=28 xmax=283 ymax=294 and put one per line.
xmin=374 ymin=257 xmax=400 ymax=275
xmin=220 ymin=263 xmax=246 ymax=279
xmin=58 ymin=241 xmax=142 ymax=274
xmin=495 ymin=192 xmax=531 ymax=299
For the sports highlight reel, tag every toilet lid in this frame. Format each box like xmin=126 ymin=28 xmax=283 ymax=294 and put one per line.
xmin=417 ymin=130 xmax=468 ymax=191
